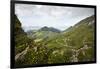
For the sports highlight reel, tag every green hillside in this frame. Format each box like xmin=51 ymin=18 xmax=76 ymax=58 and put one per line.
xmin=14 ymin=15 xmax=28 ymax=55
xmin=45 ymin=15 xmax=95 ymax=62
xmin=15 ymin=15 xmax=95 ymax=67
xmin=15 ymin=15 xmax=49 ymax=66
xmin=27 ymin=26 xmax=61 ymax=42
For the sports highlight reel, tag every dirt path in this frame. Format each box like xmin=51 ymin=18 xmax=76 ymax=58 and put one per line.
xmin=15 ymin=46 xmax=29 ymax=61
xmin=55 ymin=38 xmax=92 ymax=62
xmin=71 ymin=45 xmax=91 ymax=62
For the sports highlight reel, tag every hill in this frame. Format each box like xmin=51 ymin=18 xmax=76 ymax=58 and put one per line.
xmin=39 ymin=26 xmax=61 ymax=33
xmin=15 ymin=15 xmax=95 ymax=66
xmin=45 ymin=15 xmax=95 ymax=62
xmin=26 ymin=26 xmax=61 ymax=42
xmin=14 ymin=15 xmax=29 ymax=55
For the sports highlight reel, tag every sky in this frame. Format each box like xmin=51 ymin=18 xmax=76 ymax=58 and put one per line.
xmin=15 ymin=4 xmax=94 ymax=31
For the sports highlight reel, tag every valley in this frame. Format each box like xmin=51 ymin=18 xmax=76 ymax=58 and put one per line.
xmin=14 ymin=15 xmax=95 ymax=67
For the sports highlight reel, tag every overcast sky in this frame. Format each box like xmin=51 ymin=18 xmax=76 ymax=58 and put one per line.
xmin=15 ymin=4 xmax=94 ymax=31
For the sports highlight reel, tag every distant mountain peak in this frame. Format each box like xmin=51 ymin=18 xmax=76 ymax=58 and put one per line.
xmin=39 ymin=26 xmax=61 ymax=33
xmin=40 ymin=26 xmax=49 ymax=30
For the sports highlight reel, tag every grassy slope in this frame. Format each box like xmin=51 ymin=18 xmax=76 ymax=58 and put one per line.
xmin=44 ymin=15 xmax=95 ymax=62
xmin=15 ymin=15 xmax=95 ymax=66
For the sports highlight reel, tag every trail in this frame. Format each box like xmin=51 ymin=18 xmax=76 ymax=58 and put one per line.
xmin=70 ymin=44 xmax=91 ymax=62
xmin=15 ymin=46 xmax=29 ymax=61
xmin=55 ymin=38 xmax=92 ymax=62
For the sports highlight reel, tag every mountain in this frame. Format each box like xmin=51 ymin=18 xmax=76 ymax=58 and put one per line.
xmin=64 ymin=15 xmax=95 ymax=48
xmin=63 ymin=26 xmax=73 ymax=33
xmin=15 ymin=15 xmax=49 ymax=66
xmin=14 ymin=15 xmax=29 ymax=56
xmin=46 ymin=15 xmax=95 ymax=48
xmin=14 ymin=15 xmax=26 ymax=36
xmin=26 ymin=26 xmax=61 ymax=42
xmin=45 ymin=15 xmax=95 ymax=62
xmin=39 ymin=26 xmax=61 ymax=33
xmin=74 ymin=15 xmax=95 ymax=27
xmin=15 ymin=15 xmax=95 ymax=66
xmin=14 ymin=15 xmax=27 ymax=46
xmin=63 ymin=15 xmax=95 ymax=33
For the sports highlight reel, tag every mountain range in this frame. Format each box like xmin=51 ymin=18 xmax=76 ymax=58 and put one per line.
xmin=14 ymin=14 xmax=95 ymax=66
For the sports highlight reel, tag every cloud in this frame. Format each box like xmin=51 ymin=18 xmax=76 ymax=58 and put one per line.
xmin=50 ymin=8 xmax=66 ymax=17
xmin=15 ymin=4 xmax=94 ymax=31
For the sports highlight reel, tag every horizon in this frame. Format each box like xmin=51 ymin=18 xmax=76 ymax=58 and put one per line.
xmin=15 ymin=4 xmax=94 ymax=31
